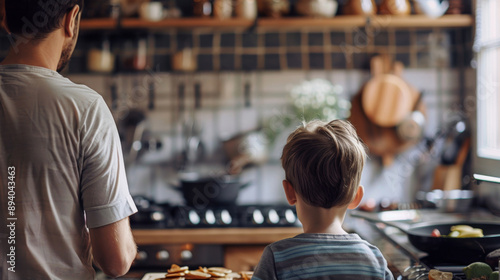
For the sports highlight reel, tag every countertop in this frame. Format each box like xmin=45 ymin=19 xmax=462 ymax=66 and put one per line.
xmin=130 ymin=208 xmax=500 ymax=278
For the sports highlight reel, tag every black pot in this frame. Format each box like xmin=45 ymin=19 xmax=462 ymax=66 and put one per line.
xmin=175 ymin=175 xmax=250 ymax=207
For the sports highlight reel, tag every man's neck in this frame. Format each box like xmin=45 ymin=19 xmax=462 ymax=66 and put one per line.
xmin=0 ymin=32 xmax=63 ymax=71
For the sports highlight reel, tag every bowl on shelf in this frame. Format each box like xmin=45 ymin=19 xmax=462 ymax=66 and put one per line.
xmin=295 ymin=0 xmax=338 ymax=18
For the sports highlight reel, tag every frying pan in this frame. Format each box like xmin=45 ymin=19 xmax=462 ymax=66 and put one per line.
xmin=350 ymin=211 xmax=500 ymax=263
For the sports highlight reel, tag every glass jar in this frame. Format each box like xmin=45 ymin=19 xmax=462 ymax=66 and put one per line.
xmin=213 ymin=0 xmax=233 ymax=19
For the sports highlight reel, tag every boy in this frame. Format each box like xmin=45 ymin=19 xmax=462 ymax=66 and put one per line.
xmin=252 ymin=120 xmax=394 ymax=280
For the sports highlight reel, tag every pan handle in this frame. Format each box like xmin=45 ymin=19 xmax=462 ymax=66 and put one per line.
xmin=349 ymin=210 xmax=414 ymax=233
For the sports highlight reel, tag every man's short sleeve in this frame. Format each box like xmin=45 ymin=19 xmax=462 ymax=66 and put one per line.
xmin=79 ymin=97 xmax=137 ymax=228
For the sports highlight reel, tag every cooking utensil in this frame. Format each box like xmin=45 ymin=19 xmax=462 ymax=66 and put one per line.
xmin=351 ymin=211 xmax=500 ymax=263
xmin=342 ymin=0 xmax=377 ymax=15
xmin=396 ymin=92 xmax=425 ymax=142
xmin=222 ymin=129 xmax=268 ymax=175
xmin=362 ymin=57 xmax=413 ymax=128
xmin=349 ymin=55 xmax=424 ymax=166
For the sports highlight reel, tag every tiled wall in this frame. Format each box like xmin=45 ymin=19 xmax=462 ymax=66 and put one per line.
xmin=58 ymin=26 xmax=474 ymax=73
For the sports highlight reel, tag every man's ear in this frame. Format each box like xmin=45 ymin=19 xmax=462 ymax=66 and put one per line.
xmin=282 ymin=180 xmax=297 ymax=206
xmin=64 ymin=5 xmax=80 ymax=38
xmin=347 ymin=186 xmax=364 ymax=210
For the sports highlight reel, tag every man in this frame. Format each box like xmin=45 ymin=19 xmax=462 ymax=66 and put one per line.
xmin=0 ymin=0 xmax=138 ymax=279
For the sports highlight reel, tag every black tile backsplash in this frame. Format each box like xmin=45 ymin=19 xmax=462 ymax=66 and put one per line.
xmin=308 ymin=32 xmax=324 ymax=46
xmin=265 ymin=33 xmax=281 ymax=47
xmin=309 ymin=53 xmax=325 ymax=69
xmin=0 ymin=27 xmax=473 ymax=73
xmin=155 ymin=33 xmax=171 ymax=49
xmin=242 ymin=54 xmax=258 ymax=70
xmin=199 ymin=34 xmax=214 ymax=48
xmin=286 ymin=32 xmax=302 ymax=47
xmin=330 ymin=31 xmax=346 ymax=46
xmin=264 ymin=53 xmax=281 ymax=70
xmin=395 ymin=30 xmax=411 ymax=46
xmin=220 ymin=33 xmax=236 ymax=48
xmin=286 ymin=52 xmax=302 ymax=69
xmin=197 ymin=54 xmax=213 ymax=71
xmin=373 ymin=31 xmax=389 ymax=46
xmin=220 ymin=54 xmax=236 ymax=71
xmin=395 ymin=52 xmax=411 ymax=68
xmin=353 ymin=52 xmax=370 ymax=69
xmin=242 ymin=33 xmax=259 ymax=48
xmin=331 ymin=52 xmax=347 ymax=69
xmin=176 ymin=33 xmax=193 ymax=49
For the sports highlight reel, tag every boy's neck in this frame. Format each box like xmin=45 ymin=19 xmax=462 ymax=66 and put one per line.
xmin=297 ymin=201 xmax=349 ymax=234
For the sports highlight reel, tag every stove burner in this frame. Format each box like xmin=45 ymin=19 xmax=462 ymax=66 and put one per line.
xmin=129 ymin=198 xmax=300 ymax=229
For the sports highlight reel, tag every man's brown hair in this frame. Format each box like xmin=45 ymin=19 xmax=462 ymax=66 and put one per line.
xmin=5 ymin=0 xmax=83 ymax=40
xmin=281 ymin=119 xmax=367 ymax=208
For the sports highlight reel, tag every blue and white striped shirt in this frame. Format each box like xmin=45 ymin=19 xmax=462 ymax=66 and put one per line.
xmin=252 ymin=233 xmax=394 ymax=280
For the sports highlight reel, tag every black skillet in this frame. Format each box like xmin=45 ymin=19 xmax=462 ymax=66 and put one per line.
xmin=403 ymin=221 xmax=500 ymax=262
xmin=351 ymin=211 xmax=500 ymax=263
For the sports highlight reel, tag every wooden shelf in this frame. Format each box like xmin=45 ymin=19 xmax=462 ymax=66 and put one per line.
xmin=80 ymin=18 xmax=118 ymax=30
xmin=132 ymin=227 xmax=303 ymax=245
xmin=80 ymin=15 xmax=473 ymax=31
xmin=121 ymin=18 xmax=255 ymax=30
xmin=260 ymin=14 xmax=474 ymax=29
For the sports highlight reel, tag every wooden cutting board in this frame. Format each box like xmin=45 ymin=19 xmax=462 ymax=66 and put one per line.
xmin=349 ymin=55 xmax=424 ymax=166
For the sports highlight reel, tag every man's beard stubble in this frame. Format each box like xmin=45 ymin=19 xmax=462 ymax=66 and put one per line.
xmin=56 ymin=20 xmax=79 ymax=73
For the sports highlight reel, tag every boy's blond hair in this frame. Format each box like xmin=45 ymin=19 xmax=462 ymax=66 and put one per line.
xmin=281 ymin=119 xmax=367 ymax=208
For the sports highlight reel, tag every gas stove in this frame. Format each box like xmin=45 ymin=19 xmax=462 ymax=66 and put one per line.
xmin=130 ymin=196 xmax=301 ymax=229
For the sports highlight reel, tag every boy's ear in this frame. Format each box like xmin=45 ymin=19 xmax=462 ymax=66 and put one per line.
xmin=282 ymin=180 xmax=297 ymax=206
xmin=347 ymin=186 xmax=364 ymax=210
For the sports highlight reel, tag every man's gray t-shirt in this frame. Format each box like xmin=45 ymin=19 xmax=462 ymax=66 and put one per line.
xmin=0 ymin=65 xmax=137 ymax=280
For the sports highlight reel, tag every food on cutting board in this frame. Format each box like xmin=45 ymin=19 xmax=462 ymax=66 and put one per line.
xmin=161 ymin=264 xmax=253 ymax=280
xmin=463 ymin=262 xmax=493 ymax=280
xmin=431 ymin=225 xmax=485 ymax=238
xmin=428 ymin=269 xmax=453 ymax=280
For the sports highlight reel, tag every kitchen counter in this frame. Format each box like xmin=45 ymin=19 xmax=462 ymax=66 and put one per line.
xmin=130 ymin=208 xmax=499 ymax=278
xmin=132 ymin=227 xmax=303 ymax=245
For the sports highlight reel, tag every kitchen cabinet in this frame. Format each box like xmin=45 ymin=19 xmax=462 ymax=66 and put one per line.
xmin=132 ymin=227 xmax=302 ymax=271
xmin=80 ymin=14 xmax=473 ymax=31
